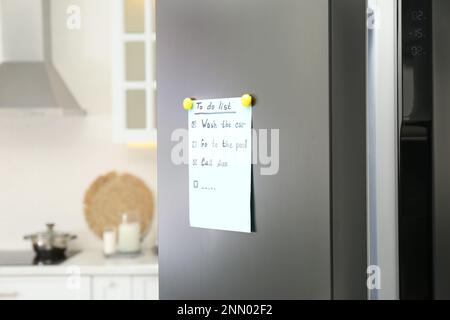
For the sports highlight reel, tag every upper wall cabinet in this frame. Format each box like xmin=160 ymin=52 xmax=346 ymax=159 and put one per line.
xmin=112 ymin=0 xmax=156 ymax=143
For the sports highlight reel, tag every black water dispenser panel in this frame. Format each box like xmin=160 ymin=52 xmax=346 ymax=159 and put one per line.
xmin=399 ymin=0 xmax=433 ymax=300
xmin=402 ymin=0 xmax=433 ymax=122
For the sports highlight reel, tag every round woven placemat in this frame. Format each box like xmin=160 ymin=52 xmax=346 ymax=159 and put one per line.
xmin=84 ymin=172 xmax=154 ymax=239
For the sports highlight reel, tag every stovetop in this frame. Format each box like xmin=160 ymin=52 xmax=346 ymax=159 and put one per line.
xmin=0 ymin=251 xmax=80 ymax=266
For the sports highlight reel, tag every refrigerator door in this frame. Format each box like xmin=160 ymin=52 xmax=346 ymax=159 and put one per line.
xmin=157 ymin=0 xmax=367 ymax=299
xmin=157 ymin=0 xmax=331 ymax=299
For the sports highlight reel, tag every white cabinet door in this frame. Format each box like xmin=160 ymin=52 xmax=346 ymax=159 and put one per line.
xmin=132 ymin=276 xmax=158 ymax=300
xmin=0 ymin=277 xmax=91 ymax=300
xmin=92 ymin=276 xmax=132 ymax=300
xmin=112 ymin=0 xmax=156 ymax=144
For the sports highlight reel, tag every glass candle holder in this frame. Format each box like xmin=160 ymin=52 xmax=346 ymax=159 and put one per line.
xmin=103 ymin=227 xmax=117 ymax=257
xmin=118 ymin=212 xmax=141 ymax=254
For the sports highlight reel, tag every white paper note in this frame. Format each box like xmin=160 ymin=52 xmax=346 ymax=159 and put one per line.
xmin=188 ymin=97 xmax=252 ymax=233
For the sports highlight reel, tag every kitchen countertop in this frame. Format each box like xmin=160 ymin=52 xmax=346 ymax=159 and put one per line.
xmin=0 ymin=250 xmax=158 ymax=276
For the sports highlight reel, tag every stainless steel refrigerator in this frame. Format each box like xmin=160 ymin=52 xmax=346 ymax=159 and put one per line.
xmin=397 ymin=0 xmax=450 ymax=300
xmin=365 ymin=0 xmax=450 ymax=300
xmin=157 ymin=0 xmax=367 ymax=299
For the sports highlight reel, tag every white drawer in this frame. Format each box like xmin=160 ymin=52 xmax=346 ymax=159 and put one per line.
xmin=92 ymin=276 xmax=132 ymax=300
xmin=132 ymin=276 xmax=158 ymax=300
xmin=0 ymin=276 xmax=91 ymax=300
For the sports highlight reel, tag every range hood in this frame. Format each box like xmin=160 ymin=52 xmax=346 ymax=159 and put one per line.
xmin=0 ymin=0 xmax=85 ymax=116
xmin=0 ymin=62 xmax=85 ymax=116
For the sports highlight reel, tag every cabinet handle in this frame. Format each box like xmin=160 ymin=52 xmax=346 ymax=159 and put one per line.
xmin=0 ymin=292 xmax=19 ymax=299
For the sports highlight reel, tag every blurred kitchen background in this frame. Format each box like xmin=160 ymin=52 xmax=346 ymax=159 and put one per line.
xmin=0 ymin=0 xmax=158 ymax=299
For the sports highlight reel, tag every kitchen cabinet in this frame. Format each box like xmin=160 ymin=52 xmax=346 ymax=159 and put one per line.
xmin=92 ymin=276 xmax=158 ymax=300
xmin=0 ymin=251 xmax=158 ymax=300
xmin=132 ymin=276 xmax=159 ymax=300
xmin=112 ymin=0 xmax=156 ymax=143
xmin=0 ymin=276 xmax=91 ymax=300
xmin=0 ymin=275 xmax=158 ymax=300
xmin=92 ymin=276 xmax=132 ymax=300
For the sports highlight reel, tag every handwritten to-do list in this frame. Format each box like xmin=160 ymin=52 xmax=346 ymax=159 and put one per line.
xmin=188 ymin=97 xmax=252 ymax=233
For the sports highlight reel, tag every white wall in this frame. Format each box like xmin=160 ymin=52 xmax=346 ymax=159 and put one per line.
xmin=0 ymin=0 xmax=44 ymax=62
xmin=0 ymin=115 xmax=157 ymax=250
xmin=50 ymin=0 xmax=112 ymax=114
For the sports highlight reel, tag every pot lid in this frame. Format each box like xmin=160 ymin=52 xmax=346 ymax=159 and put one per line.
xmin=24 ymin=223 xmax=74 ymax=239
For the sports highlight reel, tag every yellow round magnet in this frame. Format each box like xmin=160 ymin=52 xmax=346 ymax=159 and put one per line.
xmin=183 ymin=98 xmax=194 ymax=110
xmin=241 ymin=94 xmax=253 ymax=107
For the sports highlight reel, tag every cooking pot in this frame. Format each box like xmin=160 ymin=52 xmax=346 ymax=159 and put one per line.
xmin=24 ymin=223 xmax=77 ymax=260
